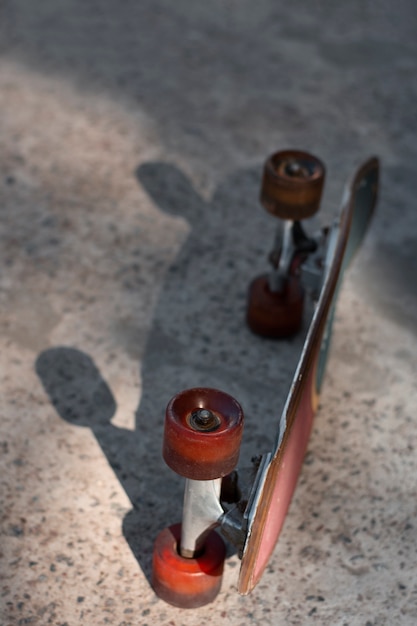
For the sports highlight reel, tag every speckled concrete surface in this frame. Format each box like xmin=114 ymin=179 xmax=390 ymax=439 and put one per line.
xmin=1 ymin=2 xmax=417 ymax=625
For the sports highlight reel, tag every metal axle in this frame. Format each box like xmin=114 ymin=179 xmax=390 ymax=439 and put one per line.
xmin=180 ymin=478 xmax=224 ymax=558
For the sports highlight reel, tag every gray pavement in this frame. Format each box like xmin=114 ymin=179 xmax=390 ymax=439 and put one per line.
xmin=1 ymin=2 xmax=417 ymax=624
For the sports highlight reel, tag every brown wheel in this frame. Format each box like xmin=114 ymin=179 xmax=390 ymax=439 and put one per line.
xmin=163 ymin=388 xmax=244 ymax=480
xmin=152 ymin=523 xmax=226 ymax=608
xmin=260 ymin=149 xmax=325 ymax=220
xmin=247 ymin=273 xmax=304 ymax=338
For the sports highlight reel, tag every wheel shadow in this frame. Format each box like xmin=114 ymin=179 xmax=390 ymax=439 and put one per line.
xmin=36 ymin=160 xmax=300 ymax=585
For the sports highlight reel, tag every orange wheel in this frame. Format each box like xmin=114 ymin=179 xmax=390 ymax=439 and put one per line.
xmin=152 ymin=523 xmax=226 ymax=608
xmin=247 ymin=273 xmax=304 ymax=338
xmin=163 ymin=388 xmax=244 ymax=480
xmin=260 ymin=149 xmax=325 ymax=220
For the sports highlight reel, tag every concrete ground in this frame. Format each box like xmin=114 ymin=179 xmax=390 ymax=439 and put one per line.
xmin=1 ymin=2 xmax=417 ymax=624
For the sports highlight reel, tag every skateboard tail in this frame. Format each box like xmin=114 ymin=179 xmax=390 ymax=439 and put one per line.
xmin=238 ymin=363 xmax=317 ymax=594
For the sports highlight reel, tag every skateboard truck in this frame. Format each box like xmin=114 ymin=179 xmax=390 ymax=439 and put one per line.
xmin=151 ymin=387 xmax=245 ymax=608
xmin=247 ymin=149 xmax=326 ymax=337
xmin=151 ymin=386 xmax=275 ymax=608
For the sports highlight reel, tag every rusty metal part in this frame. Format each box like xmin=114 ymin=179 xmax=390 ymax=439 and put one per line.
xmin=188 ymin=408 xmax=221 ymax=432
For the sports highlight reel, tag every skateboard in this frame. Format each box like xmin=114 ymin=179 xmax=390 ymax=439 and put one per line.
xmin=152 ymin=150 xmax=379 ymax=608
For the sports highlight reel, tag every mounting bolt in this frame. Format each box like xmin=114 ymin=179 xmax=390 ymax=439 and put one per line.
xmin=284 ymin=159 xmax=309 ymax=178
xmin=189 ymin=408 xmax=221 ymax=432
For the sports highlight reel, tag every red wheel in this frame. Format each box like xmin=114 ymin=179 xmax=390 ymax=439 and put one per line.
xmin=152 ymin=523 xmax=226 ymax=608
xmin=260 ymin=149 xmax=325 ymax=220
xmin=163 ymin=388 xmax=244 ymax=480
xmin=247 ymin=273 xmax=304 ymax=338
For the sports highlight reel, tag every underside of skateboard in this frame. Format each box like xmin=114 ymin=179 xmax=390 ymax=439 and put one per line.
xmin=151 ymin=149 xmax=379 ymax=608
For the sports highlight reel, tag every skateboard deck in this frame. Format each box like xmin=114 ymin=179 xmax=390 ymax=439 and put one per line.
xmin=152 ymin=152 xmax=379 ymax=608
xmin=238 ymin=156 xmax=379 ymax=594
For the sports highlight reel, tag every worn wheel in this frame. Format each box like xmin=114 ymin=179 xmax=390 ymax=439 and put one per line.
xmin=152 ymin=523 xmax=226 ymax=608
xmin=260 ymin=149 xmax=325 ymax=220
xmin=163 ymin=388 xmax=244 ymax=480
xmin=247 ymin=273 xmax=304 ymax=338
